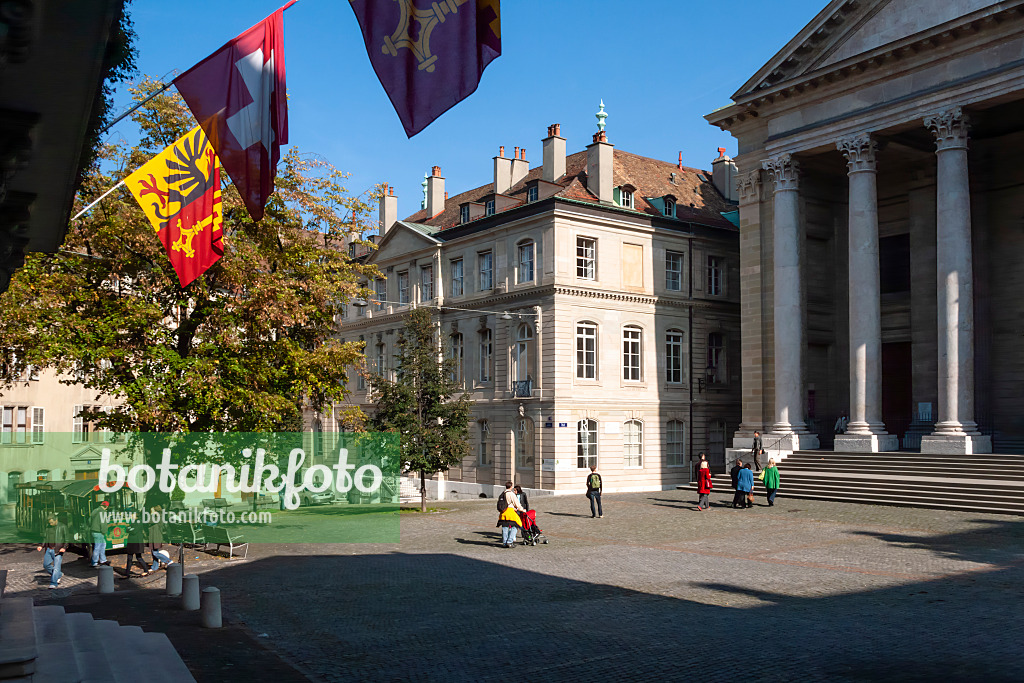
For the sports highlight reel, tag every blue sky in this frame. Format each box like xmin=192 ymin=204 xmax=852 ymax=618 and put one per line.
xmin=116 ymin=0 xmax=827 ymax=227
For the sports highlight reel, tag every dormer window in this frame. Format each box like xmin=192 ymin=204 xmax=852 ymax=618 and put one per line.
xmin=527 ymin=185 xmax=538 ymax=202
xmin=664 ymin=195 xmax=676 ymax=217
xmin=460 ymin=204 xmax=470 ymax=224
xmin=485 ymin=199 xmax=495 ymax=216
xmin=619 ymin=187 xmax=634 ymax=209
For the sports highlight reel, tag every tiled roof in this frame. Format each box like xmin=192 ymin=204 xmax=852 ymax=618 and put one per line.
xmin=402 ymin=147 xmax=736 ymax=232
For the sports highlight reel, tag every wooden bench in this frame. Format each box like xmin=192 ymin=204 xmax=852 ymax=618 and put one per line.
xmin=201 ymin=498 xmax=230 ymax=511
xmin=167 ymin=522 xmax=205 ymax=548
xmin=253 ymin=494 xmax=276 ymax=509
xmin=205 ymin=526 xmax=248 ymax=559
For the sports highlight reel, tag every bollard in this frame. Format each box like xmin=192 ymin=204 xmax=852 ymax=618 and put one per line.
xmin=97 ymin=565 xmax=114 ymax=594
xmin=181 ymin=574 xmax=200 ymax=611
xmin=200 ymin=587 xmax=222 ymax=628
xmin=165 ymin=563 xmax=183 ymax=597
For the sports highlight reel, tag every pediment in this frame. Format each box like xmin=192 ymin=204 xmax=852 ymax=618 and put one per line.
xmin=734 ymin=0 xmax=1003 ymax=99
xmin=367 ymin=222 xmax=440 ymax=264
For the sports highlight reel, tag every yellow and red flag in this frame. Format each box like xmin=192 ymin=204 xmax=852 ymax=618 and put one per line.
xmin=126 ymin=126 xmax=225 ymax=287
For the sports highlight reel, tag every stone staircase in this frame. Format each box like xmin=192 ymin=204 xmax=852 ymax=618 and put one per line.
xmin=0 ymin=596 xmax=195 ymax=682
xmin=399 ymin=476 xmax=420 ymax=504
xmin=692 ymin=451 xmax=1024 ymax=515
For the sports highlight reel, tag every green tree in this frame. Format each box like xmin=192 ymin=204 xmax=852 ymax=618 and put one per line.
xmin=368 ymin=307 xmax=472 ymax=512
xmin=0 ymin=80 xmax=378 ymax=438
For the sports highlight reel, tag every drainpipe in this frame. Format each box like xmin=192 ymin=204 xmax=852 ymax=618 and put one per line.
xmin=688 ymin=234 xmax=694 ymax=481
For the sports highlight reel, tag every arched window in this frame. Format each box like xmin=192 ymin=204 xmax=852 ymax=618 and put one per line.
xmin=449 ymin=333 xmax=464 ymax=384
xmin=666 ymin=329 xmax=685 ymax=384
xmin=663 ymin=195 xmax=676 ymax=217
xmin=624 ymin=420 xmax=643 ymax=467
xmin=6 ymin=471 xmax=22 ymax=503
xmin=516 ymin=417 xmax=535 ymax=469
xmin=517 ymin=240 xmax=535 ymax=284
xmin=577 ymin=420 xmax=597 ymax=469
xmin=576 ymin=322 xmax=597 ymax=379
xmin=666 ymin=420 xmax=686 ymax=467
xmin=478 ymin=420 xmax=491 ymax=466
xmin=622 ymin=325 xmax=643 ymax=381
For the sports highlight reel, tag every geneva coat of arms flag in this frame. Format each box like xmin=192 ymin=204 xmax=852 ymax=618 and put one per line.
xmin=173 ymin=6 xmax=289 ymax=221
xmin=126 ymin=126 xmax=224 ymax=287
xmin=349 ymin=0 xmax=501 ymax=137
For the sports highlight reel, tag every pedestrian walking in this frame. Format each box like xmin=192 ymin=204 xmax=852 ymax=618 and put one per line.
xmin=730 ymin=459 xmax=745 ymax=508
xmin=121 ymin=512 xmax=150 ymax=578
xmin=751 ymin=431 xmax=763 ymax=472
xmin=737 ymin=463 xmax=755 ymax=508
xmin=37 ymin=513 xmax=68 ymax=589
xmin=585 ymin=465 xmax=603 ymax=518
xmin=148 ymin=505 xmax=174 ymax=572
xmin=496 ymin=481 xmax=526 ymax=548
xmin=761 ymin=458 xmax=780 ymax=506
xmin=695 ymin=459 xmax=713 ymax=511
xmin=89 ymin=500 xmax=110 ymax=568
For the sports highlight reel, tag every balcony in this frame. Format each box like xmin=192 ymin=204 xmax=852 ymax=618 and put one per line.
xmin=511 ymin=379 xmax=533 ymax=398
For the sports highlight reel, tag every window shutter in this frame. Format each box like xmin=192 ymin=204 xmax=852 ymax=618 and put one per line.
xmin=72 ymin=405 xmax=84 ymax=444
xmin=613 ymin=187 xmax=621 ymax=205
xmin=31 ymin=407 xmax=44 ymax=444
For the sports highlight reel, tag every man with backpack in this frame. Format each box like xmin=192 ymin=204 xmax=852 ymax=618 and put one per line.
xmin=586 ymin=466 xmax=603 ymax=518
xmin=496 ymin=481 xmax=526 ymax=548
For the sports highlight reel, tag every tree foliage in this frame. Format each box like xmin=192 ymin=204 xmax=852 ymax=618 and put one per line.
xmin=368 ymin=307 xmax=472 ymax=511
xmin=0 ymin=80 xmax=378 ymax=435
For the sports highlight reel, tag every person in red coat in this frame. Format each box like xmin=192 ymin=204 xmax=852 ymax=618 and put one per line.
xmin=695 ymin=457 xmax=713 ymax=511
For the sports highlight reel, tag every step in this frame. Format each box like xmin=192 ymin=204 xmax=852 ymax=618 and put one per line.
xmin=0 ymin=598 xmax=37 ymax=679
xmin=33 ymin=606 xmax=83 ymax=683
xmin=66 ymin=612 xmax=118 ymax=683
xmin=771 ymin=477 xmax=1024 ymax=501
xmin=94 ymin=620 xmax=195 ymax=683
xmin=747 ymin=489 xmax=1024 ymax=516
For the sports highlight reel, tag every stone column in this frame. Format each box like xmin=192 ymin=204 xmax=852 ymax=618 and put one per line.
xmin=920 ymin=107 xmax=991 ymax=454
xmin=834 ymin=135 xmax=898 ymax=452
xmin=762 ymin=154 xmax=819 ymax=451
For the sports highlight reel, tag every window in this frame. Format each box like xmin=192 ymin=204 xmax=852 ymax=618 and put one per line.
xmin=708 ymin=332 xmax=725 ymax=384
xmin=420 ymin=265 xmax=434 ymax=301
xmin=2 ymin=405 xmax=42 ymax=445
xmin=664 ymin=197 xmax=676 ymax=217
xmin=517 ymin=241 xmax=534 ymax=284
xmin=707 ymin=256 xmax=723 ymax=296
xmin=666 ymin=330 xmax=685 ymax=384
xmin=460 ymin=205 xmax=470 ymax=224
xmin=576 ymin=323 xmax=597 ymax=379
xmin=622 ymin=326 xmax=642 ymax=381
xmin=485 ymin=199 xmax=495 ymax=216
xmin=479 ymin=420 xmax=492 ymax=466
xmin=376 ymin=343 xmax=386 ymax=375
xmin=478 ymin=329 xmax=492 ymax=382
xmin=72 ymin=405 xmax=112 ymax=444
xmin=513 ymin=324 xmax=533 ymax=384
xmin=449 ymin=333 xmax=464 ymax=384
xmin=527 ymin=185 xmax=538 ymax=202
xmin=478 ymin=251 xmax=493 ymax=290
xmin=577 ymin=419 xmax=598 ymax=469
xmin=398 ymin=271 xmax=410 ymax=304
xmin=450 ymin=259 xmax=463 ymax=296
xmin=666 ymin=251 xmax=683 ymax=291
xmin=620 ymin=188 xmax=634 ymax=208
xmin=666 ymin=420 xmax=685 ymax=466
xmin=624 ymin=420 xmax=643 ymax=468
xmin=373 ymin=277 xmax=386 ymax=311
xmin=516 ymin=417 xmax=534 ymax=469
xmin=576 ymin=237 xmax=596 ymax=279
xmin=31 ymin=407 xmax=44 ymax=444
xmin=7 ymin=472 xmax=22 ymax=501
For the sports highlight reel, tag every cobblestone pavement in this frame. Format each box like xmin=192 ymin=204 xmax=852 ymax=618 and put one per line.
xmin=4 ymin=490 xmax=1024 ymax=682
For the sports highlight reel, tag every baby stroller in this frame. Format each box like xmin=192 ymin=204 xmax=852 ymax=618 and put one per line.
xmin=520 ymin=509 xmax=548 ymax=546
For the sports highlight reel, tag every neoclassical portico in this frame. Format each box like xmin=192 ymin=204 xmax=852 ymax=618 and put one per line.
xmin=710 ymin=0 xmax=1024 ymax=457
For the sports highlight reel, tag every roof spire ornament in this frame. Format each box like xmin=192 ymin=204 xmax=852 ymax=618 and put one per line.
xmin=596 ymin=100 xmax=607 ymax=132
xmin=421 ymin=172 xmax=429 ymax=209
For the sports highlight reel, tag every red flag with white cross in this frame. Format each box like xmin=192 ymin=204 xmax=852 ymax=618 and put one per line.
xmin=173 ymin=4 xmax=291 ymax=222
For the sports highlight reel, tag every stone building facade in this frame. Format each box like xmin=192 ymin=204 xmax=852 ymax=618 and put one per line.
xmin=707 ymin=0 xmax=1024 ymax=455
xmin=341 ymin=120 xmax=742 ymax=492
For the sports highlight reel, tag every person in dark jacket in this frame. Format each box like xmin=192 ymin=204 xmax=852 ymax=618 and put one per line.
xmin=730 ymin=459 xmax=745 ymax=508
xmin=121 ymin=511 xmax=150 ymax=578
xmin=513 ymin=485 xmax=530 ymax=513
xmin=89 ymin=500 xmax=110 ymax=567
xmin=750 ymin=431 xmax=763 ymax=472
xmin=148 ymin=505 xmax=173 ymax=571
xmin=37 ymin=513 xmax=68 ymax=589
xmin=586 ymin=466 xmax=603 ymax=518
xmin=738 ymin=464 xmax=755 ymax=508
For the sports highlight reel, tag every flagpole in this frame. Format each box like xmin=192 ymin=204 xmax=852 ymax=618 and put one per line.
xmin=99 ymin=83 xmax=173 ymax=137
xmin=73 ymin=180 xmax=126 ymax=220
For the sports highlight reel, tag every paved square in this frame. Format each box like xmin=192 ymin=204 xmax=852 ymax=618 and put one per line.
xmin=5 ymin=489 xmax=1024 ymax=682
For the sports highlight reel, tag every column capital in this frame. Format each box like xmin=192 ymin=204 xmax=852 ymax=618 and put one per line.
xmin=924 ymin=106 xmax=970 ymax=152
xmin=736 ymin=170 xmax=763 ymax=204
xmin=762 ymin=154 xmax=800 ymax=192
xmin=836 ymin=134 xmax=878 ymax=174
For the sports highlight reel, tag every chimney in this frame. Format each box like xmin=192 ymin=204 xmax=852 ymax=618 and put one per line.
xmin=711 ymin=148 xmax=739 ymax=202
xmin=510 ymin=146 xmax=529 ymax=188
xmin=379 ymin=183 xmax=398 ymax=234
xmin=426 ymin=166 xmax=445 ymax=218
xmin=493 ymin=146 xmax=512 ymax=194
xmin=587 ymin=130 xmax=614 ymax=203
xmin=543 ymin=123 xmax=566 ymax=182
xmin=678 ymin=152 xmax=683 ymax=170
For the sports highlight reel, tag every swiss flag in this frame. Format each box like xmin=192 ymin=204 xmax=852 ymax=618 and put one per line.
xmin=173 ymin=5 xmax=290 ymax=221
